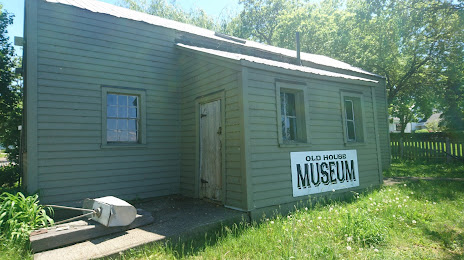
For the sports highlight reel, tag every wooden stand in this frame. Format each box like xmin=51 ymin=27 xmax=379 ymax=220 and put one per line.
xmin=30 ymin=209 xmax=154 ymax=253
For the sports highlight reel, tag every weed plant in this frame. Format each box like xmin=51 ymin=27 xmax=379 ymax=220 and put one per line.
xmin=0 ymin=192 xmax=54 ymax=243
xmin=120 ymin=180 xmax=464 ymax=259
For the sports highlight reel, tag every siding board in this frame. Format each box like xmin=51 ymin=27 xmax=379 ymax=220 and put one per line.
xmin=245 ymin=67 xmax=382 ymax=210
xmin=33 ymin=1 xmax=181 ymax=204
xmin=28 ymin=0 xmax=388 ymax=209
xmin=179 ymin=51 xmax=244 ymax=209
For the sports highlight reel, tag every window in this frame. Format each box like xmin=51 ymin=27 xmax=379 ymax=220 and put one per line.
xmin=341 ymin=93 xmax=365 ymax=143
xmin=276 ymin=82 xmax=309 ymax=145
xmin=281 ymin=92 xmax=298 ymax=141
xmin=344 ymin=99 xmax=356 ymax=141
xmin=107 ymin=94 xmax=139 ymax=142
xmin=101 ymin=87 xmax=146 ymax=146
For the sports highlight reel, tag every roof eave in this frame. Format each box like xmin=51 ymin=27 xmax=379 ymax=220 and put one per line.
xmin=239 ymin=60 xmax=379 ymax=87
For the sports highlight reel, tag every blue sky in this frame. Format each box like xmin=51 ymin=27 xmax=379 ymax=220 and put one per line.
xmin=1 ymin=0 xmax=241 ymax=55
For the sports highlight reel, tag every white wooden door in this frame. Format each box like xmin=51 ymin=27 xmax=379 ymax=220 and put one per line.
xmin=199 ymin=99 xmax=222 ymax=202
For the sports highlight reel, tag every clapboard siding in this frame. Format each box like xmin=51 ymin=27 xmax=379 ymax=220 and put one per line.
xmin=34 ymin=1 xmax=181 ymax=204
xmin=41 ymin=184 xmax=176 ymax=206
xmin=37 ymin=7 xmax=175 ymax=48
xmin=179 ymin=51 xmax=244 ymax=209
xmin=375 ymin=81 xmax=390 ymax=169
xmin=245 ymin=68 xmax=381 ymax=209
xmin=27 ymin=0 xmax=389 ymax=211
xmin=38 ymin=3 xmax=176 ymax=46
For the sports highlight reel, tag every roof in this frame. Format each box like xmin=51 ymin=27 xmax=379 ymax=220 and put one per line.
xmin=45 ymin=0 xmax=383 ymax=79
xmin=426 ymin=113 xmax=442 ymax=123
xmin=177 ymin=44 xmax=378 ymax=83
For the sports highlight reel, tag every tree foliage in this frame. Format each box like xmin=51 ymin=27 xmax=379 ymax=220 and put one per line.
xmin=235 ymin=0 xmax=293 ymax=44
xmin=0 ymin=8 xmax=21 ymax=163
xmin=437 ymin=36 xmax=464 ymax=131
xmin=234 ymin=0 xmax=463 ymax=133
xmin=102 ymin=0 xmax=464 ymax=132
xmin=119 ymin=0 xmax=218 ymax=30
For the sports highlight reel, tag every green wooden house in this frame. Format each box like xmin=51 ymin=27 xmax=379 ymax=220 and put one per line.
xmin=22 ymin=0 xmax=390 ymax=216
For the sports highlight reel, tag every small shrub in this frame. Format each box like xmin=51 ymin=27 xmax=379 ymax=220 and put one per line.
xmin=0 ymin=192 xmax=54 ymax=243
xmin=0 ymin=165 xmax=20 ymax=187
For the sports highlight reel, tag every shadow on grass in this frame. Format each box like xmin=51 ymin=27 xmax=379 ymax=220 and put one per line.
xmin=134 ymin=182 xmax=463 ymax=258
xmin=115 ymin=219 xmax=253 ymax=259
xmin=422 ymin=225 xmax=464 ymax=259
xmin=384 ymin=160 xmax=464 ymax=178
xmin=112 ymin=174 xmax=464 ymax=259
xmin=397 ymin=180 xmax=464 ymax=259
xmin=114 ymin=192 xmax=368 ymax=259
xmin=406 ymin=180 xmax=464 ymax=203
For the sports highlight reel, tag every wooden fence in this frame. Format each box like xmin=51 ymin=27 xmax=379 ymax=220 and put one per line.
xmin=390 ymin=133 xmax=464 ymax=162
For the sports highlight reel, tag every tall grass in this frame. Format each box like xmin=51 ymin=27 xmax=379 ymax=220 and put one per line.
xmin=120 ymin=180 xmax=464 ymax=259
xmin=0 ymin=192 xmax=54 ymax=243
xmin=0 ymin=192 xmax=54 ymax=260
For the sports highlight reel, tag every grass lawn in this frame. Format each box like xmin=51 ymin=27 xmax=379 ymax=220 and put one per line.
xmin=1 ymin=162 xmax=464 ymax=259
xmin=118 ymin=166 xmax=464 ymax=259
xmin=384 ymin=160 xmax=464 ymax=178
xmin=0 ymin=150 xmax=6 ymax=159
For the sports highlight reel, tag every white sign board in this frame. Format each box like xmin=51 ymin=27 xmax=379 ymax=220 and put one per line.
xmin=291 ymin=150 xmax=359 ymax=197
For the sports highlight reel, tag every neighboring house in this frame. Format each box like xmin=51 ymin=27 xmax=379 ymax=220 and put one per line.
xmin=22 ymin=0 xmax=389 ymax=217
xmin=389 ymin=113 xmax=442 ymax=133
xmin=422 ymin=113 xmax=443 ymax=131
xmin=389 ymin=117 xmax=414 ymax=133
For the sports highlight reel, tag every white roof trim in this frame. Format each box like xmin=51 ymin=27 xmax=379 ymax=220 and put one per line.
xmin=45 ymin=0 xmax=384 ymax=79
xmin=177 ymin=44 xmax=378 ymax=84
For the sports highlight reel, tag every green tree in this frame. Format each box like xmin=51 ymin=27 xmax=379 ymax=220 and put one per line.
xmin=236 ymin=0 xmax=296 ymax=44
xmin=0 ymin=8 xmax=22 ymax=164
xmin=121 ymin=0 xmax=464 ymax=133
xmin=248 ymin=0 xmax=463 ymax=133
xmin=438 ymin=44 xmax=464 ymax=131
xmin=119 ymin=0 xmax=218 ymax=30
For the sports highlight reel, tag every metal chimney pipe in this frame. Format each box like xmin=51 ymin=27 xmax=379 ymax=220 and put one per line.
xmin=296 ymin=31 xmax=301 ymax=65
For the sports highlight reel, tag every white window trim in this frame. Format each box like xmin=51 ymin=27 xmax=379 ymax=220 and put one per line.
xmin=276 ymin=81 xmax=310 ymax=147
xmin=101 ymin=86 xmax=147 ymax=148
xmin=340 ymin=91 xmax=367 ymax=145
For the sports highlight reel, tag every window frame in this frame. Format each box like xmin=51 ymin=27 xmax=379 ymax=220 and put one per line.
xmin=101 ymin=86 xmax=147 ymax=148
xmin=344 ymin=99 xmax=356 ymax=141
xmin=340 ymin=91 xmax=366 ymax=145
xmin=281 ymin=92 xmax=298 ymax=141
xmin=276 ymin=81 xmax=310 ymax=147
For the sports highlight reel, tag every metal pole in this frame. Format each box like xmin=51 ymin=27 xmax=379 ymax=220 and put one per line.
xmin=296 ymin=32 xmax=301 ymax=65
xmin=45 ymin=204 xmax=95 ymax=213
xmin=53 ymin=211 xmax=96 ymax=225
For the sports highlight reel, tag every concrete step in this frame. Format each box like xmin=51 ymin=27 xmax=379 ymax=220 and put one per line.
xmin=33 ymin=196 xmax=249 ymax=260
